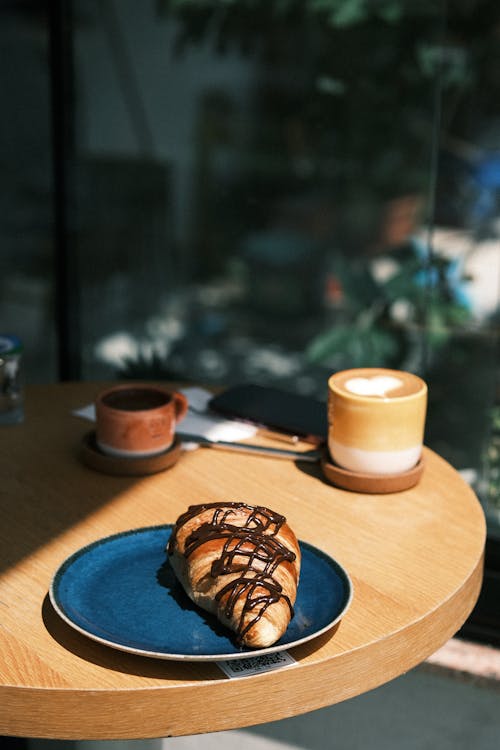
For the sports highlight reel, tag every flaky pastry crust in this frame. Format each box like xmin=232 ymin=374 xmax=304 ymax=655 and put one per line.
xmin=167 ymin=502 xmax=301 ymax=648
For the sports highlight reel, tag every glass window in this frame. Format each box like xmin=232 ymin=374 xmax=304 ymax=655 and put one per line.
xmin=0 ymin=2 xmax=57 ymax=383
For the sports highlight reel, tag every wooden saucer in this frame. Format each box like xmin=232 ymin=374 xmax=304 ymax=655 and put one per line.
xmin=80 ymin=431 xmax=183 ymax=476
xmin=320 ymin=450 xmax=424 ymax=494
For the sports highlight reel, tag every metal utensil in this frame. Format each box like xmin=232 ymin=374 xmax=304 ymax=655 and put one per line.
xmin=177 ymin=433 xmax=322 ymax=462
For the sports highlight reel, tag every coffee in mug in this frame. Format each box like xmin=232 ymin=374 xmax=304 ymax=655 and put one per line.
xmin=327 ymin=368 xmax=427 ymax=475
xmin=95 ymin=384 xmax=188 ymax=458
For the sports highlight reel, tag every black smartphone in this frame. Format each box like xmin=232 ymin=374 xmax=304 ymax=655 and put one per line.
xmin=208 ymin=384 xmax=327 ymax=443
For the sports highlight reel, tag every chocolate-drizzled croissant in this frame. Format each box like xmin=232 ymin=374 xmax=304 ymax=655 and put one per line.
xmin=167 ymin=502 xmax=301 ymax=648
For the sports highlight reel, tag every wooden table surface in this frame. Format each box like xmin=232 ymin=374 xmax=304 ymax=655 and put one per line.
xmin=0 ymin=382 xmax=486 ymax=741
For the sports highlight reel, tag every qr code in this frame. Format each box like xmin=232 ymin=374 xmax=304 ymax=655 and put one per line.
xmin=218 ymin=651 xmax=296 ymax=678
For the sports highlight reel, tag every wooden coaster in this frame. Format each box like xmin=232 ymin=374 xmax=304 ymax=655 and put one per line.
xmin=80 ymin=431 xmax=183 ymax=476
xmin=320 ymin=450 xmax=424 ymax=494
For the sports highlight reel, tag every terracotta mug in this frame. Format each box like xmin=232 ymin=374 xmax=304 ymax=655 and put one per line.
xmin=95 ymin=384 xmax=188 ymax=458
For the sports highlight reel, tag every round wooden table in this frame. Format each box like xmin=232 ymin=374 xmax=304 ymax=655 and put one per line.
xmin=0 ymin=382 xmax=486 ymax=740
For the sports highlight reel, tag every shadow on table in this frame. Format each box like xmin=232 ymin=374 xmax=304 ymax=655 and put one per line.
xmin=41 ymin=594 xmax=225 ymax=681
xmin=0 ymin=384 xmax=186 ymax=575
xmin=42 ymin=593 xmax=342 ymax=680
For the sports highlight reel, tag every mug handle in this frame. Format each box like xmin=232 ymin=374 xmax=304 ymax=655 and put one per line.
xmin=173 ymin=392 xmax=189 ymax=423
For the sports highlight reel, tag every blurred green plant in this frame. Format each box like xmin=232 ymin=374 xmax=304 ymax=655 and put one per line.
xmin=157 ymin=0 xmax=470 ymax=204
xmin=157 ymin=0 xmax=437 ymax=32
xmin=306 ymin=240 xmax=473 ymax=369
xmin=155 ymin=0 xmax=486 ymax=375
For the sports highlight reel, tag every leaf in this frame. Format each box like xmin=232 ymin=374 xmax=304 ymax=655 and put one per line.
xmin=328 ymin=0 xmax=368 ymax=28
xmin=306 ymin=321 xmax=399 ymax=367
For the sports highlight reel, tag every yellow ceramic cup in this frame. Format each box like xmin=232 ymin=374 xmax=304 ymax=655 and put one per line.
xmin=328 ymin=368 xmax=427 ymax=475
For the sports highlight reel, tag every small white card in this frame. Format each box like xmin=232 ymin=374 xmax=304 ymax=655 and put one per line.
xmin=217 ymin=650 xmax=296 ymax=678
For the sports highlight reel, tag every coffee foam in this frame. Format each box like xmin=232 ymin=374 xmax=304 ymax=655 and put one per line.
xmin=332 ymin=368 xmax=424 ymax=400
xmin=345 ymin=375 xmax=403 ymax=397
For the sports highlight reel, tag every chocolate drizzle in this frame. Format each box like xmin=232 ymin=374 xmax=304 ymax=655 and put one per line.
xmin=169 ymin=502 xmax=297 ymax=644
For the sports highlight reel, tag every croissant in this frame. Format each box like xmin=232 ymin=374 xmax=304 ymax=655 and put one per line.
xmin=167 ymin=501 xmax=301 ymax=648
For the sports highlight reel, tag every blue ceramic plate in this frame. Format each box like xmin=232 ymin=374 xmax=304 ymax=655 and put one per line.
xmin=49 ymin=525 xmax=353 ymax=661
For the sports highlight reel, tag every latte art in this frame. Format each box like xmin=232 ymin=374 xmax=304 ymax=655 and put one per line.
xmin=334 ymin=367 xmax=423 ymax=400
xmin=345 ymin=375 xmax=403 ymax=397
